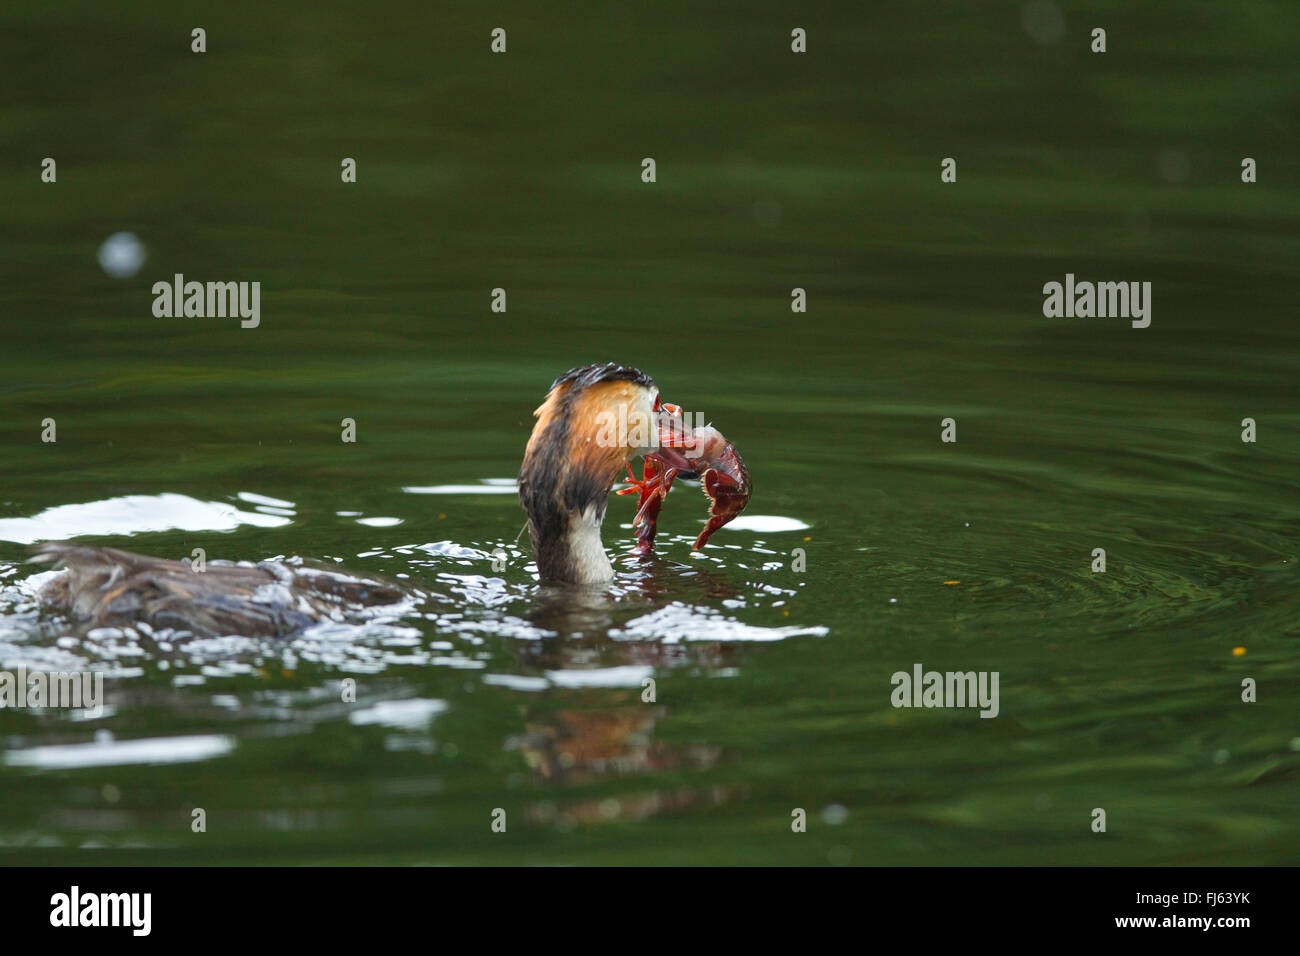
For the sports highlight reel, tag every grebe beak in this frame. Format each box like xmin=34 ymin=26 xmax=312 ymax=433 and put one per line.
xmin=648 ymin=403 xmax=706 ymax=477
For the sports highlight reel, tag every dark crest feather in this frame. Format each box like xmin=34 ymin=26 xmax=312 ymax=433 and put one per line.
xmin=550 ymin=363 xmax=654 ymax=392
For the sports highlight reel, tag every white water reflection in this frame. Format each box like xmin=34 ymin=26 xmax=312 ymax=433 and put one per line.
xmin=0 ymin=493 xmax=291 ymax=544
xmin=348 ymin=698 xmax=447 ymax=730
xmin=483 ymin=666 xmax=655 ymax=691
xmin=545 ymin=665 xmax=654 ymax=688
xmin=403 ymin=482 xmax=518 ymax=495
xmin=236 ymin=492 xmax=295 ymax=508
xmin=616 ymin=603 xmax=828 ymax=643
xmin=4 ymin=733 xmax=235 ymax=769
xmin=719 ymin=515 xmax=811 ymax=533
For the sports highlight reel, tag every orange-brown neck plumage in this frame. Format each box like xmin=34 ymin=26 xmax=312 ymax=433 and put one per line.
xmin=518 ymin=365 xmax=656 ymax=584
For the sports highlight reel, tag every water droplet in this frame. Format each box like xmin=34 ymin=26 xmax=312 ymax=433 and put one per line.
xmin=97 ymin=232 xmax=147 ymax=279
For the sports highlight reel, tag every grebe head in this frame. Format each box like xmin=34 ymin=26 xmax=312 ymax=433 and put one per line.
xmin=518 ymin=363 xmax=667 ymax=585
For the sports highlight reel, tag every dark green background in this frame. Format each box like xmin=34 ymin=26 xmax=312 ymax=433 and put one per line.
xmin=0 ymin=1 xmax=1296 ymax=863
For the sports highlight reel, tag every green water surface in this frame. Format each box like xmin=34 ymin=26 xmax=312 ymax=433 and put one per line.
xmin=0 ymin=1 xmax=1296 ymax=864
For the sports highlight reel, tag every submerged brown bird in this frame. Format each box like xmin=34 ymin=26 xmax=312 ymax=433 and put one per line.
xmin=31 ymin=543 xmax=405 ymax=638
xmin=31 ymin=363 xmax=749 ymax=637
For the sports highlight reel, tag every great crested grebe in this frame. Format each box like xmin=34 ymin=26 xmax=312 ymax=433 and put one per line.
xmin=518 ymin=363 xmax=749 ymax=585
xmin=29 ymin=363 xmax=749 ymax=637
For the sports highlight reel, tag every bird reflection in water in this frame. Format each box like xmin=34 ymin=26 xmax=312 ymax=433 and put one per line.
xmin=505 ymin=569 xmax=747 ymax=823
